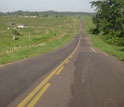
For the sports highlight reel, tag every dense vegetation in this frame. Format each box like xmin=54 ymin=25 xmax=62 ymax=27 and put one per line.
xmin=84 ymin=16 xmax=124 ymax=61
xmin=91 ymin=0 xmax=124 ymax=46
xmin=0 ymin=16 xmax=80 ymax=64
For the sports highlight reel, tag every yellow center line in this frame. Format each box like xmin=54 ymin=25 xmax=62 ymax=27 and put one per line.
xmin=27 ymin=83 xmax=51 ymax=107
xmin=65 ymin=59 xmax=70 ymax=64
xmin=17 ymin=69 xmax=56 ymax=107
xmin=17 ymin=55 xmax=71 ymax=107
xmin=17 ymin=34 xmax=81 ymax=107
xmin=56 ymin=66 xmax=64 ymax=75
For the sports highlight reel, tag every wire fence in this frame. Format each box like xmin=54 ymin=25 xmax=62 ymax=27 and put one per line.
xmin=0 ymin=43 xmax=45 ymax=57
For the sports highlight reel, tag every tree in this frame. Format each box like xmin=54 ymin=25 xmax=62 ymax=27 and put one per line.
xmin=91 ymin=0 xmax=124 ymax=37
xmin=11 ymin=29 xmax=20 ymax=40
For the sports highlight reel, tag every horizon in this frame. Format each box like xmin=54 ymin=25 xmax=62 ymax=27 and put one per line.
xmin=1 ymin=10 xmax=95 ymax=13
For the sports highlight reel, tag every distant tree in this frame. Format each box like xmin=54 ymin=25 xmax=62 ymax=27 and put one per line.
xmin=33 ymin=12 xmax=39 ymax=16
xmin=0 ymin=12 xmax=4 ymax=16
xmin=11 ymin=29 xmax=20 ymax=40
xmin=42 ymin=15 xmax=49 ymax=17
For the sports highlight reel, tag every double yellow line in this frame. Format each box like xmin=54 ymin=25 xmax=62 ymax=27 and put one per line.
xmin=17 ymin=34 xmax=81 ymax=107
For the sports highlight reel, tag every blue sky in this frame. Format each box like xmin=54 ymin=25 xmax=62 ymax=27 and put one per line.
xmin=0 ymin=0 xmax=95 ymax=12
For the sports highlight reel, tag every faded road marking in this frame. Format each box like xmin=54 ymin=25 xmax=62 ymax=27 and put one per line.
xmin=27 ymin=83 xmax=51 ymax=107
xmin=90 ymin=47 xmax=96 ymax=53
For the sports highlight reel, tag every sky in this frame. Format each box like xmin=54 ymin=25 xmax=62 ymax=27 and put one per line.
xmin=0 ymin=0 xmax=95 ymax=13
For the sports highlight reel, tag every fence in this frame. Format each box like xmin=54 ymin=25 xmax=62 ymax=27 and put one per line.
xmin=0 ymin=43 xmax=45 ymax=57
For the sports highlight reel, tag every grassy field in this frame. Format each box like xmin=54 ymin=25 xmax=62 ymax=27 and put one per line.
xmin=84 ymin=16 xmax=124 ymax=61
xmin=0 ymin=16 xmax=81 ymax=64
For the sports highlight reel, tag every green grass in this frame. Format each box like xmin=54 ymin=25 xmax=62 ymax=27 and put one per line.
xmin=84 ymin=16 xmax=124 ymax=61
xmin=0 ymin=16 xmax=81 ymax=64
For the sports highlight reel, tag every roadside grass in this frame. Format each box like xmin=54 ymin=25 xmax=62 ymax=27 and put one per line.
xmin=0 ymin=16 xmax=81 ymax=64
xmin=84 ymin=16 xmax=124 ymax=61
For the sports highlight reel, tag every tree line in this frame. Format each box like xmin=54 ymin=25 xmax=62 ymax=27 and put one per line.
xmin=0 ymin=10 xmax=94 ymax=17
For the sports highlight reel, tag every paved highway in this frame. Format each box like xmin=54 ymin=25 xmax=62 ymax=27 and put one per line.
xmin=0 ymin=19 xmax=124 ymax=107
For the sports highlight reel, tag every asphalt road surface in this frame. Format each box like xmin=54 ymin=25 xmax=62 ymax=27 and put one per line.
xmin=0 ymin=19 xmax=124 ymax=107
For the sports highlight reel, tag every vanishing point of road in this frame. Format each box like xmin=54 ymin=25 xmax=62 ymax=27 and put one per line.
xmin=0 ymin=19 xmax=124 ymax=107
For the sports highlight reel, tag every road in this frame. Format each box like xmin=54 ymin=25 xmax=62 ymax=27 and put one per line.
xmin=0 ymin=19 xmax=124 ymax=107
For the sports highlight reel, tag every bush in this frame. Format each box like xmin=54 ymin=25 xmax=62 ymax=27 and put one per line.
xmin=12 ymin=29 xmax=20 ymax=35
xmin=103 ymin=35 xmax=124 ymax=46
